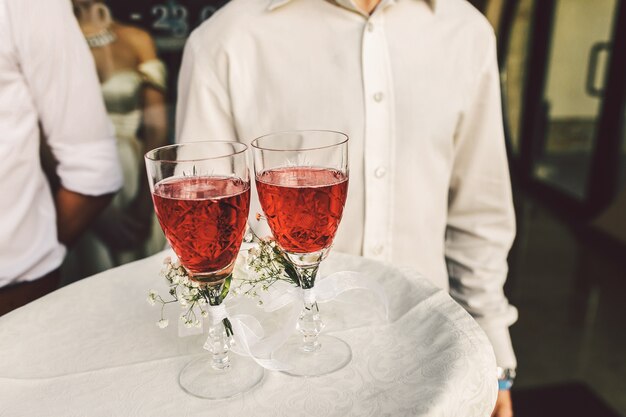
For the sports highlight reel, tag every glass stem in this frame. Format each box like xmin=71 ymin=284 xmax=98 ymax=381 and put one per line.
xmin=295 ymin=265 xmax=325 ymax=352
xmin=202 ymin=283 xmax=232 ymax=371
xmin=206 ymin=318 xmax=231 ymax=371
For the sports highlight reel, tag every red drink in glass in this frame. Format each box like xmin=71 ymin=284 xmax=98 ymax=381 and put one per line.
xmin=145 ymin=141 xmax=264 ymax=399
xmin=256 ymin=167 xmax=348 ymax=253
xmin=152 ymin=176 xmax=250 ymax=281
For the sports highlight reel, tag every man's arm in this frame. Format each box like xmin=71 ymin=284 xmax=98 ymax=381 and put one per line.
xmin=11 ymin=0 xmax=122 ymax=245
xmin=55 ymin=188 xmax=113 ymax=247
xmin=445 ymin=30 xmax=518 ymax=372
xmin=445 ymin=29 xmax=517 ymax=417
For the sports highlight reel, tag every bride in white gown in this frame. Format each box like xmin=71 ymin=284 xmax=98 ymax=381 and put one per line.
xmin=64 ymin=0 xmax=168 ymax=280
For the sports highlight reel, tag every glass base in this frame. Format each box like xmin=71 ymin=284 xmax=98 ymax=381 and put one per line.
xmin=178 ymin=355 xmax=264 ymax=399
xmin=272 ymin=334 xmax=352 ymax=377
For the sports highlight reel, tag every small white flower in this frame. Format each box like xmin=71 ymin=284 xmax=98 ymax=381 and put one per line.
xmin=198 ymin=298 xmax=207 ymax=306
xmin=194 ymin=320 xmax=201 ymax=328
xmin=257 ymin=300 xmax=264 ymax=306
xmin=172 ymin=275 xmax=180 ymax=285
xmin=201 ymin=310 xmax=208 ymax=318
xmin=147 ymin=290 xmax=158 ymax=306
xmin=190 ymin=288 xmax=199 ymax=296
xmin=184 ymin=320 xmax=193 ymax=328
xmin=157 ymin=319 xmax=169 ymax=328
xmin=191 ymin=281 xmax=200 ymax=288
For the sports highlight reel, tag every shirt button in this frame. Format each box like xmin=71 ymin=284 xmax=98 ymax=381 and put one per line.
xmin=367 ymin=22 xmax=375 ymax=32
xmin=374 ymin=166 xmax=387 ymax=178
xmin=372 ymin=245 xmax=384 ymax=256
xmin=373 ymin=92 xmax=384 ymax=102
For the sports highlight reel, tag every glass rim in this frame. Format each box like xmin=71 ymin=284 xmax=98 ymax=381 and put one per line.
xmin=250 ymin=130 xmax=349 ymax=151
xmin=144 ymin=140 xmax=248 ymax=163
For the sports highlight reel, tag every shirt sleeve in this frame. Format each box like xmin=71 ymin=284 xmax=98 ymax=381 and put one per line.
xmin=176 ymin=31 xmax=237 ymax=142
xmin=445 ymin=30 xmax=518 ymax=369
xmin=10 ymin=0 xmax=122 ymax=196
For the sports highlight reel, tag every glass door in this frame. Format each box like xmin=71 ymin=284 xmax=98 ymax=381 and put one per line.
xmin=531 ymin=0 xmax=618 ymax=201
xmin=501 ymin=0 xmax=536 ymax=157
xmin=622 ymin=105 xmax=626 ymax=190
xmin=589 ymin=4 xmax=626 ymax=243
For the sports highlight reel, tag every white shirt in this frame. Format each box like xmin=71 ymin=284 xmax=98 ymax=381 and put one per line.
xmin=176 ymin=0 xmax=518 ymax=368
xmin=0 ymin=0 xmax=122 ymax=286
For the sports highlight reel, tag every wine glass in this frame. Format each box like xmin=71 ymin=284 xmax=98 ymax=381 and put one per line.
xmin=144 ymin=141 xmax=263 ymax=398
xmin=251 ymin=130 xmax=351 ymax=377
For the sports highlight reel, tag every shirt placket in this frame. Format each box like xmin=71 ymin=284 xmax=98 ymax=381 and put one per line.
xmin=361 ymin=12 xmax=395 ymax=261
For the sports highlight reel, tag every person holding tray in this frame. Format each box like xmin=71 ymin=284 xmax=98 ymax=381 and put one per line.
xmin=176 ymin=1 xmax=517 ymax=415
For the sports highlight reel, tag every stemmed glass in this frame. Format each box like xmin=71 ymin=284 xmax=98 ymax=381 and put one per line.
xmin=251 ymin=130 xmax=351 ymax=377
xmin=145 ymin=141 xmax=263 ymax=398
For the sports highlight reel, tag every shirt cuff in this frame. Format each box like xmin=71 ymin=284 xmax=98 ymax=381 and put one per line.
xmin=55 ymin=139 xmax=123 ymax=197
xmin=480 ymin=325 xmax=517 ymax=369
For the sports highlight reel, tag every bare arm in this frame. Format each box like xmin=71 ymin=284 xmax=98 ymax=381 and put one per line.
xmin=142 ymin=87 xmax=168 ymax=151
xmin=127 ymin=82 xmax=168 ymax=232
xmin=127 ymin=27 xmax=168 ymax=225
xmin=132 ymin=26 xmax=168 ymax=152
xmin=56 ymin=188 xmax=115 ymax=246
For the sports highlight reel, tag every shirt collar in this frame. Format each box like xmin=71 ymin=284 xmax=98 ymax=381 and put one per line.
xmin=267 ymin=0 xmax=436 ymax=13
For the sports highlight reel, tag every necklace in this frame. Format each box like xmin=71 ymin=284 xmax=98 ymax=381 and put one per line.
xmin=85 ymin=28 xmax=117 ymax=48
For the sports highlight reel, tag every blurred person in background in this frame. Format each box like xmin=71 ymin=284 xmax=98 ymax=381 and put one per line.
xmin=176 ymin=0 xmax=517 ymax=415
xmin=0 ymin=0 xmax=122 ymax=314
xmin=62 ymin=0 xmax=168 ymax=281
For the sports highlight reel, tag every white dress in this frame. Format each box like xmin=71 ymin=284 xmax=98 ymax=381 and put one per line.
xmin=62 ymin=60 xmax=167 ymax=282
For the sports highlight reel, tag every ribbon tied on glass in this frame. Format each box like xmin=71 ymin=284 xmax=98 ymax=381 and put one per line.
xmin=184 ymin=270 xmax=389 ymax=373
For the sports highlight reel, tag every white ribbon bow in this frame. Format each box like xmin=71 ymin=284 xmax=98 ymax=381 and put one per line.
xmin=262 ymin=271 xmax=389 ymax=315
xmin=203 ymin=303 xmax=291 ymax=371
xmin=190 ymin=271 xmax=388 ymax=371
xmin=252 ymin=271 xmax=389 ymax=355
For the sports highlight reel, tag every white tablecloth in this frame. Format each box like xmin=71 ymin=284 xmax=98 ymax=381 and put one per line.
xmin=0 ymin=251 xmax=496 ymax=417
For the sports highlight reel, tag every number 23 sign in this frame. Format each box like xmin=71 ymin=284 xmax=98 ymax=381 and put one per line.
xmin=108 ymin=0 xmax=227 ymax=44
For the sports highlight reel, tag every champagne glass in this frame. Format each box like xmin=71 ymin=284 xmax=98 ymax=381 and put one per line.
xmin=145 ymin=141 xmax=263 ymax=398
xmin=251 ymin=130 xmax=351 ymax=377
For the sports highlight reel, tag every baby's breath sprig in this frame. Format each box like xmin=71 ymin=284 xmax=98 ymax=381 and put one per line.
xmin=233 ymin=229 xmax=300 ymax=301
xmin=147 ymin=257 xmax=233 ymax=336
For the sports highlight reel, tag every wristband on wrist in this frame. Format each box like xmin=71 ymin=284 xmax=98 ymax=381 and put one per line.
xmin=497 ymin=367 xmax=516 ymax=390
